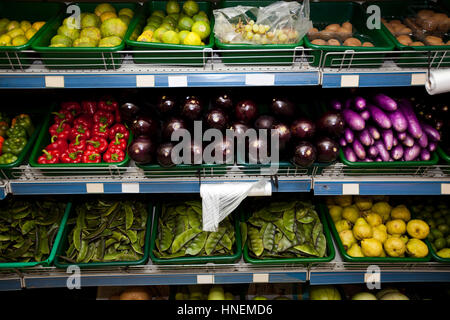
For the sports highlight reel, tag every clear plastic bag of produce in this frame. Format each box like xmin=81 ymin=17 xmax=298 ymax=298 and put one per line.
xmin=213 ymin=0 xmax=312 ymax=45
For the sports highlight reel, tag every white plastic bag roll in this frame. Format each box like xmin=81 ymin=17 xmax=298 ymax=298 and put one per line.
xmin=425 ymin=69 xmax=450 ymax=95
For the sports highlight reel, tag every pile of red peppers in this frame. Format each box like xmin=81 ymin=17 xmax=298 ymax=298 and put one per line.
xmin=38 ymin=98 xmax=130 ymax=164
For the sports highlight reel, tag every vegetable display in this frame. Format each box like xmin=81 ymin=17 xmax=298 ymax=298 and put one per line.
xmin=0 ymin=199 xmax=66 ymax=263
xmin=153 ymin=201 xmax=236 ymax=259
xmin=59 ymin=199 xmax=148 ymax=264
xmin=0 ymin=113 xmax=34 ymax=164
xmin=244 ymin=200 xmax=327 ymax=259
xmin=37 ymin=98 xmax=130 ymax=164
xmin=0 ymin=18 xmax=46 ymax=46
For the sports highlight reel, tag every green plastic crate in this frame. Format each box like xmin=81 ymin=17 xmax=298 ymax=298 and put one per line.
xmin=0 ymin=202 xmax=71 ymax=269
xmin=304 ymin=1 xmax=394 ymax=68
xmin=150 ymin=202 xmax=242 ymax=265
xmin=322 ymin=203 xmax=432 ymax=263
xmin=215 ymin=0 xmax=305 ymax=65
xmin=54 ymin=203 xmax=152 ymax=269
xmin=437 ymin=146 xmax=450 ymax=164
xmin=28 ymin=111 xmax=132 ymax=174
xmin=429 ymin=242 xmax=450 ymax=263
xmin=242 ymin=203 xmax=335 ymax=265
xmin=373 ymin=1 xmax=450 ymax=68
xmin=32 ymin=2 xmax=141 ymax=70
xmin=126 ymin=1 xmax=214 ymax=65
xmin=0 ymin=1 xmax=64 ymax=69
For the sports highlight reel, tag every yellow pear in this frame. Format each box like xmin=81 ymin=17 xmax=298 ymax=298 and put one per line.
xmin=373 ymin=225 xmax=388 ymax=243
xmin=347 ymin=243 xmax=364 ymax=257
xmin=339 ymin=230 xmax=356 ymax=249
xmin=335 ymin=219 xmax=352 ymax=233
xmin=364 ymin=212 xmax=383 ymax=227
xmin=354 ymin=196 xmax=373 ymax=211
xmin=406 ymin=219 xmax=430 ymax=239
xmin=384 ymin=237 xmax=406 ymax=257
xmin=372 ymin=201 xmax=392 ymax=222
xmin=379 ymin=249 xmax=386 ymax=257
xmin=353 ymin=218 xmax=373 ymax=240
xmin=386 ymin=219 xmax=406 ymax=235
xmin=406 ymin=239 xmax=428 ymax=258
xmin=437 ymin=248 xmax=450 ymax=258
xmin=342 ymin=205 xmax=360 ymax=224
xmin=390 ymin=205 xmax=411 ymax=222
xmin=329 ymin=205 xmax=343 ymax=222
xmin=334 ymin=195 xmax=352 ymax=207
xmin=361 ymin=238 xmax=383 ymax=257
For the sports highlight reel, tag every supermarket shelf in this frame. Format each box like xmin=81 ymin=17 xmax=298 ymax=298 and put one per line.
xmin=0 ymin=273 xmax=22 ymax=291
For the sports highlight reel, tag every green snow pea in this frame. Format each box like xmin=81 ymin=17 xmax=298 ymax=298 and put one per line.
xmin=205 ymin=227 xmax=226 ymax=255
xmin=262 ymin=222 xmax=275 ymax=251
xmin=248 ymin=226 xmax=264 ymax=257
xmin=185 ymin=232 xmax=207 ymax=256
xmin=157 ymin=222 xmax=173 ymax=252
xmin=282 ymin=209 xmax=295 ymax=232
xmin=171 ymin=228 xmax=202 ymax=254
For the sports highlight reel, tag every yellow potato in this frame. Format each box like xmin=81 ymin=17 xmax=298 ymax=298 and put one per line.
xmin=397 ymin=35 xmax=413 ymax=46
xmin=325 ymin=24 xmax=340 ymax=32
xmin=362 ymin=42 xmax=374 ymax=47
xmin=327 ymin=38 xmax=341 ymax=46
xmin=410 ymin=41 xmax=424 ymax=46
xmin=311 ymin=38 xmax=327 ymax=45
xmin=343 ymin=37 xmax=362 ymax=46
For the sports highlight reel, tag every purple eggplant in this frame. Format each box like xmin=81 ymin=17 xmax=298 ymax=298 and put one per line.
xmin=391 ymin=144 xmax=404 ymax=160
xmin=359 ymin=129 xmax=373 ymax=147
xmin=352 ymin=140 xmax=366 ymax=160
xmin=368 ymin=126 xmax=381 ymax=140
xmin=368 ymin=104 xmax=392 ymax=129
xmin=368 ymin=145 xmax=379 ymax=158
xmin=360 ymin=110 xmax=370 ymax=121
xmin=421 ymin=122 xmax=441 ymax=142
xmin=393 ymin=137 xmax=398 ymax=147
xmin=354 ymin=96 xmax=367 ymax=111
xmin=388 ymin=109 xmax=408 ymax=132
xmin=404 ymin=144 xmax=421 ymax=161
xmin=363 ymin=159 xmax=374 ymax=162
xmin=344 ymin=128 xmax=354 ymax=143
xmin=375 ymin=157 xmax=383 ymax=162
xmin=402 ymin=134 xmax=415 ymax=148
xmin=339 ymin=137 xmax=347 ymax=147
xmin=428 ymin=142 xmax=437 ymax=152
xmin=382 ymin=129 xmax=394 ymax=151
xmin=397 ymin=132 xmax=407 ymax=141
xmin=330 ymin=99 xmax=342 ymax=111
xmin=343 ymin=109 xmax=365 ymax=131
xmin=417 ymin=132 xmax=428 ymax=148
xmin=375 ymin=141 xmax=390 ymax=162
xmin=344 ymin=146 xmax=357 ymax=162
xmin=398 ymin=99 xmax=423 ymax=139
xmin=420 ymin=149 xmax=431 ymax=161
xmin=373 ymin=93 xmax=397 ymax=111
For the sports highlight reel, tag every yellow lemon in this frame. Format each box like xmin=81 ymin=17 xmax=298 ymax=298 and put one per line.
xmin=32 ymin=21 xmax=46 ymax=31
xmin=20 ymin=21 xmax=32 ymax=32
xmin=12 ymin=35 xmax=28 ymax=46
xmin=119 ymin=8 xmax=134 ymax=19
xmin=0 ymin=34 xmax=12 ymax=46
xmin=25 ymin=28 xmax=37 ymax=40
xmin=183 ymin=31 xmax=201 ymax=45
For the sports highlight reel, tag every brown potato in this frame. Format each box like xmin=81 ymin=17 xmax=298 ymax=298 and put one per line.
xmin=417 ymin=9 xmax=435 ymax=19
xmin=393 ymin=24 xmax=405 ymax=33
xmin=362 ymin=42 xmax=374 ymax=47
xmin=397 ymin=35 xmax=413 ymax=46
xmin=432 ymin=13 xmax=448 ymax=22
xmin=319 ymin=30 xmax=334 ymax=40
xmin=311 ymin=39 xmax=327 ymax=45
xmin=325 ymin=24 xmax=340 ymax=32
xmin=410 ymin=41 xmax=425 ymax=46
xmin=342 ymin=21 xmax=353 ymax=32
xmin=343 ymin=37 xmax=362 ymax=46
xmin=447 ymin=40 xmax=450 ymax=46
xmin=398 ymin=27 xmax=412 ymax=35
xmin=425 ymin=35 xmax=444 ymax=45
xmin=308 ymin=27 xmax=319 ymax=34
xmin=390 ymin=19 xmax=403 ymax=25
xmin=337 ymin=27 xmax=352 ymax=37
xmin=327 ymin=39 xmax=341 ymax=46
xmin=119 ymin=287 xmax=152 ymax=300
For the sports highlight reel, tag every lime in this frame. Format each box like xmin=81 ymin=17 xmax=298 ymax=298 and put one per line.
xmin=183 ymin=0 xmax=199 ymax=17
xmin=183 ymin=31 xmax=201 ymax=45
xmin=143 ymin=25 xmax=157 ymax=32
xmin=147 ymin=15 xmax=163 ymax=25
xmin=98 ymin=36 xmax=122 ymax=47
xmin=95 ymin=3 xmax=116 ymax=17
xmin=432 ymin=228 xmax=444 ymax=239
xmin=58 ymin=25 xmax=80 ymax=41
xmin=161 ymin=30 xmax=180 ymax=44
xmin=100 ymin=18 xmax=128 ymax=39
xmin=80 ymin=27 xmax=101 ymax=43
xmin=160 ymin=22 xmax=175 ymax=31
xmin=32 ymin=21 xmax=46 ymax=31
xmin=20 ymin=21 xmax=31 ymax=32
xmin=154 ymin=27 xmax=169 ymax=40
xmin=7 ymin=28 xmax=25 ymax=39
xmin=152 ymin=10 xmax=165 ymax=19
xmin=147 ymin=21 xmax=161 ymax=30
xmin=193 ymin=14 xmax=209 ymax=23
xmin=178 ymin=17 xmax=194 ymax=31
xmin=81 ymin=13 xmax=101 ymax=29
xmin=6 ymin=21 xmax=20 ymax=31
xmin=166 ymin=0 xmax=180 ymax=15
xmin=50 ymin=34 xmax=72 ymax=47
xmin=63 ymin=17 xmax=80 ymax=30
xmin=100 ymin=11 xmax=117 ymax=23
xmin=178 ymin=30 xmax=190 ymax=43
xmin=435 ymin=238 xmax=447 ymax=250
xmin=119 ymin=8 xmax=134 ymax=19
xmin=119 ymin=15 xmax=131 ymax=26
xmin=0 ymin=34 xmax=11 ymax=46
xmin=0 ymin=18 xmax=10 ymax=30
xmin=73 ymin=37 xmax=97 ymax=47
xmin=168 ymin=13 xmax=180 ymax=21
xmin=191 ymin=21 xmax=210 ymax=40
xmin=25 ymin=28 xmax=37 ymax=40
xmin=438 ymin=224 xmax=449 ymax=235
xmin=163 ymin=16 xmax=177 ymax=27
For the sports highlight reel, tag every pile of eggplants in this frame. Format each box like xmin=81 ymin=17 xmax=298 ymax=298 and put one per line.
xmin=333 ymin=94 xmax=441 ymax=162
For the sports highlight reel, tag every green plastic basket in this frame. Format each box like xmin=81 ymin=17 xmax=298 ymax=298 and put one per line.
xmin=32 ymin=2 xmax=141 ymax=70
xmin=29 ymin=111 xmax=132 ymax=174
xmin=429 ymin=243 xmax=450 ymax=263
xmin=242 ymin=203 xmax=335 ymax=265
xmin=304 ymin=1 xmax=394 ymax=68
xmin=322 ymin=203 xmax=432 ymax=263
xmin=126 ymin=1 xmax=214 ymax=65
xmin=437 ymin=146 xmax=450 ymax=164
xmin=215 ymin=0 xmax=305 ymax=65
xmin=0 ymin=202 xmax=71 ymax=269
xmin=0 ymin=1 xmax=64 ymax=69
xmin=150 ymin=202 xmax=242 ymax=265
xmin=54 ymin=203 xmax=152 ymax=269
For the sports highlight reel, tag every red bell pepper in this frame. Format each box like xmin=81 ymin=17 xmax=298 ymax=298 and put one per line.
xmin=37 ymin=149 xmax=60 ymax=164
xmin=92 ymin=123 xmax=109 ymax=140
xmin=108 ymin=123 xmax=129 ymax=141
xmin=49 ymin=120 xmax=71 ymax=141
xmin=69 ymin=123 xmax=90 ymax=141
xmin=45 ymin=135 xmax=68 ymax=153
xmin=73 ymin=115 xmax=93 ymax=130
xmin=115 ymin=108 xmax=121 ymax=124
xmin=82 ymin=150 xmax=101 ymax=163
xmin=93 ymin=111 xmax=114 ymax=127
xmin=98 ymin=98 xmax=118 ymax=113
xmin=68 ymin=134 xmax=86 ymax=153
xmin=103 ymin=147 xmax=125 ymax=163
xmin=53 ymin=110 xmax=74 ymax=125
xmin=81 ymin=101 xmax=97 ymax=116
xmin=61 ymin=102 xmax=81 ymax=117
xmin=108 ymin=133 xmax=127 ymax=151
xmin=61 ymin=150 xmax=83 ymax=164
xmin=86 ymin=137 xmax=108 ymax=154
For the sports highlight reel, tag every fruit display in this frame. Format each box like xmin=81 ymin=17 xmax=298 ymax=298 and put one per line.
xmin=409 ymin=199 xmax=450 ymax=259
xmin=58 ymin=199 xmax=149 ymax=264
xmin=0 ymin=199 xmax=67 ymax=264
xmin=0 ymin=113 xmax=34 ymax=164
xmin=307 ymin=22 xmax=374 ymax=47
xmin=244 ymin=200 xmax=327 ymax=259
xmin=36 ymin=98 xmax=130 ymax=164
xmin=48 ymin=3 xmax=135 ymax=48
xmin=0 ymin=18 xmax=46 ymax=46
xmin=335 ymin=93 xmax=440 ymax=163
xmin=174 ymin=285 xmax=237 ymax=300
xmin=328 ymin=195 xmax=431 ymax=259
xmin=153 ymin=200 xmax=237 ymax=259
xmin=134 ymin=0 xmax=211 ymax=46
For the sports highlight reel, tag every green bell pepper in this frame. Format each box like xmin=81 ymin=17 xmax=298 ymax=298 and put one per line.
xmin=2 ymin=137 xmax=27 ymax=155
xmin=6 ymin=126 xmax=27 ymax=139
xmin=0 ymin=122 xmax=8 ymax=138
xmin=0 ymin=153 xmax=18 ymax=164
xmin=12 ymin=114 xmax=33 ymax=136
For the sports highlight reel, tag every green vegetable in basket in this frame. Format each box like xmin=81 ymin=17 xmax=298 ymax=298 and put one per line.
xmin=0 ymin=121 xmax=8 ymax=137
xmin=0 ymin=200 xmax=66 ymax=263
xmin=154 ymin=201 xmax=236 ymax=258
xmin=245 ymin=201 xmax=327 ymax=259
xmin=60 ymin=199 xmax=148 ymax=264
xmin=0 ymin=153 xmax=18 ymax=164
xmin=6 ymin=126 xmax=27 ymax=139
xmin=12 ymin=114 xmax=34 ymax=136
xmin=2 ymin=137 xmax=27 ymax=155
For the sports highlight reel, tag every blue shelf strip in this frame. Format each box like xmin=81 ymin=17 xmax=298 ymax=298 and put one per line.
xmin=322 ymin=72 xmax=426 ymax=88
xmin=0 ymin=278 xmax=22 ymax=291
